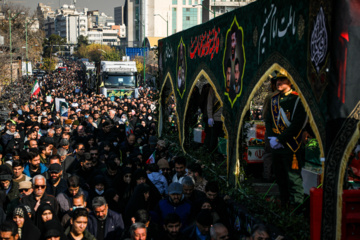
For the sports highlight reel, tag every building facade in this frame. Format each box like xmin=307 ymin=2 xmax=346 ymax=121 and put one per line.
xmin=120 ymin=0 xmax=255 ymax=48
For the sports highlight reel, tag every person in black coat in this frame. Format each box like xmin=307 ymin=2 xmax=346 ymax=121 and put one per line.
xmin=182 ymin=210 xmax=212 ymax=240
xmin=12 ymin=205 xmax=41 ymax=240
xmin=124 ymin=183 xmax=150 ymax=227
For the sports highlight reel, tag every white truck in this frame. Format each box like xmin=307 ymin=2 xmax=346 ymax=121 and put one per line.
xmin=98 ymin=60 xmax=138 ymax=99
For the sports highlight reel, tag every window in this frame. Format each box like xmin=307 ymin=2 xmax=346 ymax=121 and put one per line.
xmin=183 ymin=0 xmax=186 ymax=5
xmin=172 ymin=0 xmax=177 ymax=4
xmin=188 ymin=0 xmax=192 ymax=5
xmin=172 ymin=7 xmax=177 ymax=33
xmin=182 ymin=7 xmax=197 ymax=30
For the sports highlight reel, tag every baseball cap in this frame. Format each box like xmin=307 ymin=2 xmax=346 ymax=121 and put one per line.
xmin=168 ymin=182 xmax=183 ymax=195
xmin=48 ymin=163 xmax=62 ymax=173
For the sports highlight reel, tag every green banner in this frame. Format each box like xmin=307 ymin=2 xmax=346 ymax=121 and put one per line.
xmin=159 ymin=0 xmax=331 ymax=184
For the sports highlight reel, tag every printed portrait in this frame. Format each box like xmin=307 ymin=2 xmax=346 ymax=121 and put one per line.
xmin=223 ymin=17 xmax=246 ymax=107
xmin=176 ymin=38 xmax=187 ymax=98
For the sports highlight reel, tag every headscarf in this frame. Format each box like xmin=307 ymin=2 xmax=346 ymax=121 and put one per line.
xmin=130 ymin=169 xmax=162 ymax=212
xmin=124 ymin=183 xmax=150 ymax=227
xmin=13 ymin=205 xmax=41 ymax=240
xmin=34 ymin=203 xmax=59 ymax=232
xmin=41 ymin=219 xmax=67 ymax=240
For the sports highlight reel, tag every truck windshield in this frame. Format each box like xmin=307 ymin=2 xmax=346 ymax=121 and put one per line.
xmin=104 ymin=75 xmax=136 ymax=88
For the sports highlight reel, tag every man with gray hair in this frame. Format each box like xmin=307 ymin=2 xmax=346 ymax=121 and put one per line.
xmin=181 ymin=176 xmax=205 ymax=203
xmin=57 ymin=146 xmax=77 ymax=175
xmin=109 ymin=109 xmax=120 ymax=124
xmin=210 ymin=223 xmax=229 ymax=240
xmin=126 ymin=222 xmax=147 ymax=240
xmin=20 ymin=174 xmax=59 ymax=214
xmin=87 ymin=196 xmax=124 ymax=240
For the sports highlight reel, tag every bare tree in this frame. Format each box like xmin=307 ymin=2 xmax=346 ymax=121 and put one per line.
xmin=0 ymin=3 xmax=45 ymax=85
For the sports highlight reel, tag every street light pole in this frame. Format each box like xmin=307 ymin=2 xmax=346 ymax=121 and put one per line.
xmin=154 ymin=14 xmax=168 ymax=37
xmin=193 ymin=3 xmax=215 ymax=20
xmin=58 ymin=31 xmax=61 ymax=57
xmin=25 ymin=20 xmax=28 ymax=79
xmin=135 ymin=16 xmax=146 ymax=86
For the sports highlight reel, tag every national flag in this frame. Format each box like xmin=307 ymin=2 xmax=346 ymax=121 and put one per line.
xmin=31 ymin=80 xmax=41 ymax=97
xmin=146 ymin=151 xmax=156 ymax=164
xmin=125 ymin=123 xmax=133 ymax=137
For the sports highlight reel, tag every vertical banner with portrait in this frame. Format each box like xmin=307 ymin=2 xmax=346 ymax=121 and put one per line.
xmin=55 ymin=98 xmax=68 ymax=117
xmin=223 ymin=17 xmax=246 ymax=107
xmin=176 ymin=38 xmax=187 ymax=98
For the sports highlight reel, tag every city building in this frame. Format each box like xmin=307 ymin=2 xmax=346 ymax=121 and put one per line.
xmin=87 ymin=28 xmax=103 ymax=44
xmin=55 ymin=14 xmax=88 ymax=44
xmin=114 ymin=1 xmax=125 ymax=25
xmin=201 ymin=0 xmax=256 ymax=22
xmin=87 ymin=10 xmax=114 ymax=28
xmin=112 ymin=25 xmax=126 ymax=38
xmin=43 ymin=4 xmax=88 ymax=44
xmin=87 ymin=27 xmax=121 ymax=46
xmin=44 ymin=17 xmax=56 ymax=37
xmin=37 ymin=3 xmax=55 ymax=29
xmin=102 ymin=28 xmax=119 ymax=45
xmin=120 ymin=0 xmax=255 ymax=48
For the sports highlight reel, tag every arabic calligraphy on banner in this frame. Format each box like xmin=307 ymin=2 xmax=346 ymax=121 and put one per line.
xmin=108 ymin=90 xmax=134 ymax=99
xmin=190 ymin=27 xmax=221 ymax=60
xmin=258 ymin=5 xmax=297 ymax=64
xmin=310 ymin=7 xmax=328 ymax=73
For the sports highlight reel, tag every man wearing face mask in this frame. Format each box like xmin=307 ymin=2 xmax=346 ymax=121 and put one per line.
xmin=61 ymin=193 xmax=92 ymax=227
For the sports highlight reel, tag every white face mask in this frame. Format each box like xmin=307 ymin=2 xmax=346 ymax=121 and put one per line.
xmin=72 ymin=206 xmax=85 ymax=211
xmin=95 ymin=189 xmax=104 ymax=195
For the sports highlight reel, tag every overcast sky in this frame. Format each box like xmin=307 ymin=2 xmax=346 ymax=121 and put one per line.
xmin=6 ymin=0 xmax=123 ymax=17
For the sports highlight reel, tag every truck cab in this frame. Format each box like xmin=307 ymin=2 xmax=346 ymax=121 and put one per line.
xmin=98 ymin=60 xmax=138 ymax=99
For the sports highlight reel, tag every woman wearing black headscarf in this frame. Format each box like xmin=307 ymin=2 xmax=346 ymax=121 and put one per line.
xmin=104 ymin=188 xmax=123 ymax=214
xmin=34 ymin=203 xmax=60 ymax=233
xmin=12 ymin=205 xmax=41 ymax=240
xmin=41 ymin=219 xmax=68 ymax=240
xmin=124 ymin=183 xmax=150 ymax=227
xmin=130 ymin=169 xmax=162 ymax=211
xmin=88 ymin=175 xmax=106 ymax=205
xmin=115 ymin=167 xmax=132 ymax=210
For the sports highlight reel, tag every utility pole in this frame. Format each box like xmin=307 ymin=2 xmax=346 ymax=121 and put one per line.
xmin=25 ymin=20 xmax=28 ymax=79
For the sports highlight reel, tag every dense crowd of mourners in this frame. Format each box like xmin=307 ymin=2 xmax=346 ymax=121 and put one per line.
xmin=0 ymin=60 xmax=271 ymax=240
